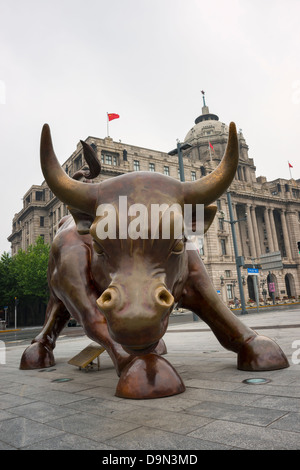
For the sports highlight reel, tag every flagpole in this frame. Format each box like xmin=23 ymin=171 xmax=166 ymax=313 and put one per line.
xmin=107 ymin=113 xmax=109 ymax=137
xmin=288 ymin=161 xmax=293 ymax=179
xmin=208 ymin=140 xmax=212 ymax=162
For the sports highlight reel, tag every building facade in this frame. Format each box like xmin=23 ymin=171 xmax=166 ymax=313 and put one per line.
xmin=8 ymin=103 xmax=300 ymax=307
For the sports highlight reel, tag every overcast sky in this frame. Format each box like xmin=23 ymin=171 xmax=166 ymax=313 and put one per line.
xmin=1 ymin=0 xmax=299 ymax=254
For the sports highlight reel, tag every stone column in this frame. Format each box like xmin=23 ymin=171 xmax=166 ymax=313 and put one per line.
xmin=251 ymin=205 xmax=261 ymax=257
xmin=280 ymin=209 xmax=292 ymax=259
xmin=269 ymin=209 xmax=279 ymax=251
xmin=246 ymin=204 xmax=256 ymax=259
xmin=264 ymin=207 xmax=274 ymax=253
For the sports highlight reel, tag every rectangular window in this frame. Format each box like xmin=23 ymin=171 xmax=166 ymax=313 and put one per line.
xmin=221 ymin=238 xmax=227 ymax=255
xmin=74 ymin=154 xmax=82 ymax=170
xmin=36 ymin=191 xmax=44 ymax=201
xmin=40 ymin=216 xmax=44 ymax=227
xmin=218 ymin=218 xmax=224 ymax=231
xmin=149 ymin=162 xmax=155 ymax=172
xmin=101 ymin=151 xmax=119 ymax=166
xmin=191 ymin=171 xmax=196 ymax=181
xmin=217 ymin=199 xmax=221 ymax=210
xmin=164 ymin=166 xmax=169 ymax=176
xmin=226 ymin=284 xmax=233 ymax=300
xmin=225 ymin=270 xmax=231 ymax=278
xmin=134 ymin=160 xmax=140 ymax=171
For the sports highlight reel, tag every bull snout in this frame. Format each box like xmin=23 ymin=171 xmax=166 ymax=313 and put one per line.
xmin=96 ymin=283 xmax=174 ymax=354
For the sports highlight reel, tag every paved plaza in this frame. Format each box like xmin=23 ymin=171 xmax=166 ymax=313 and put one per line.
xmin=0 ymin=306 xmax=300 ymax=451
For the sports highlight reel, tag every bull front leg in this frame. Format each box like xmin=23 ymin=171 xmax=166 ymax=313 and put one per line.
xmin=180 ymin=250 xmax=289 ymax=371
xmin=20 ymin=295 xmax=69 ymax=370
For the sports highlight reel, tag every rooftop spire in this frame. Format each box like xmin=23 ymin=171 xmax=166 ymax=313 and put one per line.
xmin=194 ymin=91 xmax=219 ymax=124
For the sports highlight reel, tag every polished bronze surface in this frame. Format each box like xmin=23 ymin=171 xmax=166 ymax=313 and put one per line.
xmin=115 ymin=354 xmax=185 ymax=399
xmin=20 ymin=122 xmax=289 ymax=399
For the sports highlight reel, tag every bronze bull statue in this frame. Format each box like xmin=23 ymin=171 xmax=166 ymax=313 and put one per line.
xmin=20 ymin=122 xmax=289 ymax=399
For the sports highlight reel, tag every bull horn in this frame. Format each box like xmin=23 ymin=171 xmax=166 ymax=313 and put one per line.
xmin=40 ymin=124 xmax=99 ymax=215
xmin=183 ymin=122 xmax=239 ymax=205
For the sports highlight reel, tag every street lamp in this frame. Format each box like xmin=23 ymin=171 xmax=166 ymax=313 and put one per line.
xmin=169 ymin=140 xmax=196 ymax=320
xmin=168 ymin=141 xmax=192 ymax=183
xmin=218 ymin=191 xmax=248 ymax=315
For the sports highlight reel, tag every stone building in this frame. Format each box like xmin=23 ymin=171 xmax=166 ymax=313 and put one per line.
xmin=8 ymin=102 xmax=300 ymax=307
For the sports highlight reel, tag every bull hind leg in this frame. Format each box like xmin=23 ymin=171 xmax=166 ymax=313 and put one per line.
xmin=181 ymin=250 xmax=289 ymax=371
xmin=20 ymin=296 xmax=69 ymax=370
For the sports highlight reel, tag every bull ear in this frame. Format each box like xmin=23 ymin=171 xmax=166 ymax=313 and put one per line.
xmin=185 ymin=204 xmax=217 ymax=236
xmin=68 ymin=207 xmax=94 ymax=235
xmin=204 ymin=205 xmax=217 ymax=233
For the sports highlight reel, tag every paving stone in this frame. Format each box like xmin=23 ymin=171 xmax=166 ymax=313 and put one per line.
xmin=0 ymin=393 xmax=35 ymax=410
xmin=0 ymin=441 xmax=16 ymax=450
xmin=269 ymin=412 xmax=300 ymax=432
xmin=29 ymin=389 xmax=91 ymax=406
xmin=9 ymin=400 xmax=79 ymax=423
xmin=184 ymin=401 xmax=287 ymax=426
xmin=0 ymin=417 xmax=64 ymax=449
xmin=0 ymin=409 xmax=16 ymax=421
xmin=2 ymin=383 xmax=50 ymax=397
xmin=22 ymin=433 xmax=117 ymax=450
xmin=184 ymin=387 xmax=262 ymax=405
xmin=250 ymin=395 xmax=300 ymax=412
xmin=184 ymin=378 xmax=244 ymax=391
xmin=236 ymin=383 xmax=300 ymax=398
xmin=107 ymin=426 xmax=232 ymax=450
xmin=65 ymin=396 xmax=138 ymax=418
xmin=188 ymin=420 xmax=300 ymax=450
xmin=46 ymin=412 xmax=140 ymax=442
xmin=108 ymin=406 xmax=213 ymax=434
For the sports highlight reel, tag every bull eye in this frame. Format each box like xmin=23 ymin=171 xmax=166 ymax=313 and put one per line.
xmin=171 ymin=239 xmax=184 ymax=254
xmin=92 ymin=239 xmax=104 ymax=255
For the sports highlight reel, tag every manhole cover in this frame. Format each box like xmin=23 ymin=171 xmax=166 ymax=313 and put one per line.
xmin=243 ymin=378 xmax=271 ymax=385
xmin=51 ymin=378 xmax=73 ymax=383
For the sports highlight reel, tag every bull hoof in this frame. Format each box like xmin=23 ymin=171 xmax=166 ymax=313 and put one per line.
xmin=115 ymin=353 xmax=185 ymax=399
xmin=237 ymin=335 xmax=289 ymax=371
xmin=20 ymin=342 xmax=55 ymax=370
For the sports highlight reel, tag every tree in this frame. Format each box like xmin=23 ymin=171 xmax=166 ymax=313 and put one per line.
xmin=0 ymin=237 xmax=50 ymax=326
xmin=0 ymin=251 xmax=15 ymax=307
xmin=12 ymin=237 xmax=50 ymax=302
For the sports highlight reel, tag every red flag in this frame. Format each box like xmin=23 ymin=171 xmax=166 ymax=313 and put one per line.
xmin=288 ymin=162 xmax=293 ymax=168
xmin=108 ymin=113 xmax=120 ymax=121
xmin=209 ymin=142 xmax=214 ymax=150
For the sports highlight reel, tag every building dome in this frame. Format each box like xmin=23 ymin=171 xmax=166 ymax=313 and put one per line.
xmin=184 ymin=104 xmax=229 ymax=145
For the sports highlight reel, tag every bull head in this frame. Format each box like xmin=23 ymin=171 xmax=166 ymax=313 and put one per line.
xmin=40 ymin=122 xmax=238 ymax=353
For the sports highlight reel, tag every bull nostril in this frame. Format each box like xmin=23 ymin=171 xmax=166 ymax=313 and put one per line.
xmin=97 ymin=287 xmax=119 ymax=312
xmin=155 ymin=287 xmax=174 ymax=308
xmin=102 ymin=291 xmax=112 ymax=304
